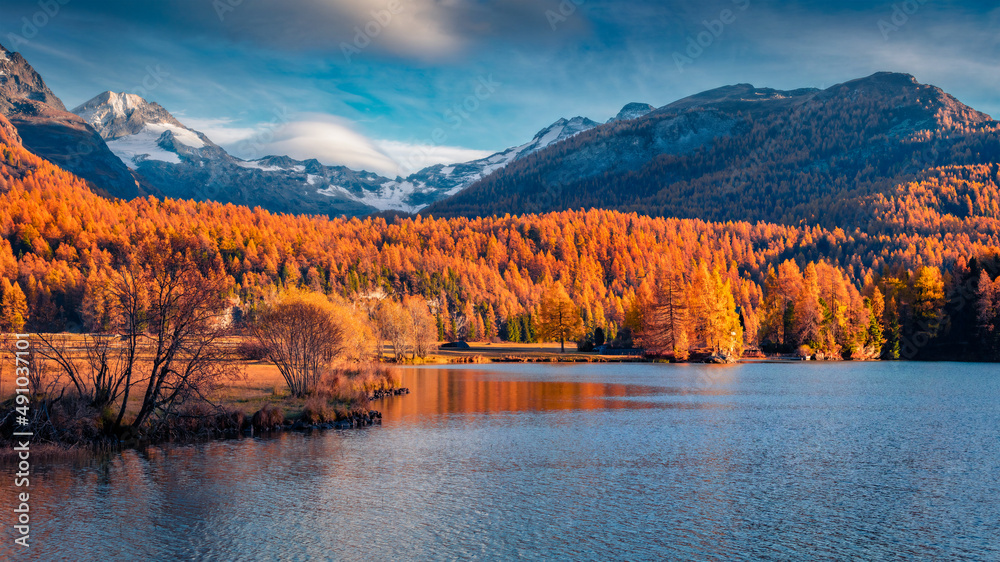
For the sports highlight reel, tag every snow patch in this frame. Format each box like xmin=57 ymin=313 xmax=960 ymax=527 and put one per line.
xmin=236 ymin=161 xmax=283 ymax=172
xmin=317 ymin=180 xmax=423 ymax=213
xmin=534 ymin=125 xmax=565 ymax=150
xmin=106 ymin=130 xmax=181 ymax=168
xmin=148 ymin=123 xmax=204 ymax=148
xmin=316 ymin=184 xmax=351 ymax=197
xmin=102 ymin=122 xmax=206 ymax=169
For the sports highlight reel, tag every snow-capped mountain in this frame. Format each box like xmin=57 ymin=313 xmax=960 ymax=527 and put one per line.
xmin=373 ymin=116 xmax=601 ymax=211
xmin=73 ymin=92 xmax=218 ymax=169
xmin=0 ymin=45 xmax=140 ymax=199
xmin=72 ymin=91 xmax=606 ymax=216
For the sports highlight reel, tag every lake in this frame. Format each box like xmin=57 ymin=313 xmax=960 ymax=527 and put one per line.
xmin=3 ymin=362 xmax=999 ymax=560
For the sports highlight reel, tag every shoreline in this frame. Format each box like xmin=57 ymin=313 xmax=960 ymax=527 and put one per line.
xmin=1 ymin=340 xmax=982 ymax=463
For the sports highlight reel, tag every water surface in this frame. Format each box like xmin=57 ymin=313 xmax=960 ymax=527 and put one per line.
xmin=3 ymin=362 xmax=999 ymax=560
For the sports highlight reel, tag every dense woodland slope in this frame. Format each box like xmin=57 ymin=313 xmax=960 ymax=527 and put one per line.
xmin=424 ymin=73 xmax=1000 ymax=231
xmin=2 ymin=113 xmax=999 ymax=360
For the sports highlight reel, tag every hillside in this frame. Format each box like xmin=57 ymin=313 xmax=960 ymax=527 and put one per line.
xmin=0 ymin=44 xmax=141 ymax=199
xmin=70 ymin=90 xmax=605 ymax=216
xmin=2 ymin=110 xmax=1000 ymax=360
xmin=423 ymin=73 xmax=1000 ymax=229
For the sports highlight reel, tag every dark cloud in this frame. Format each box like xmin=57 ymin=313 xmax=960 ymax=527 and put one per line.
xmin=0 ymin=0 xmax=996 ymax=163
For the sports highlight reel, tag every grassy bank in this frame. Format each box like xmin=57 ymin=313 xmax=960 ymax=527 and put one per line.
xmin=0 ymin=342 xmax=405 ymax=462
xmin=0 ymin=337 xmax=657 ymax=463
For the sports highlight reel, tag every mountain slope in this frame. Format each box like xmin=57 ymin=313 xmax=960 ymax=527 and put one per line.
xmin=387 ymin=116 xmax=600 ymax=209
xmin=609 ymin=102 xmax=655 ymax=122
xmin=422 ymin=72 xmax=999 ymax=229
xmin=72 ymin=91 xmax=603 ymax=216
xmin=0 ymin=44 xmax=140 ymax=199
xmin=73 ymin=91 xmax=390 ymax=216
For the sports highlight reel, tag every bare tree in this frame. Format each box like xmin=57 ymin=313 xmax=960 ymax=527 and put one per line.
xmin=36 ymin=333 xmax=132 ymax=412
xmin=374 ymin=299 xmax=409 ymax=361
xmin=36 ymin=242 xmax=236 ymax=433
xmin=249 ymin=290 xmax=344 ymax=396
xmin=404 ymin=296 xmax=437 ymax=359
xmin=126 ymin=245 xmax=236 ymax=429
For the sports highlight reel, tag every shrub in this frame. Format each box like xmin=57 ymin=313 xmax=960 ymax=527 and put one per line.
xmin=235 ymin=339 xmax=269 ymax=361
xmin=217 ymin=409 xmax=245 ymax=431
xmin=251 ymin=404 xmax=285 ymax=429
xmin=301 ymin=397 xmax=330 ymax=424
xmin=320 ymin=363 xmax=400 ymax=403
xmin=611 ymin=327 xmax=634 ymax=349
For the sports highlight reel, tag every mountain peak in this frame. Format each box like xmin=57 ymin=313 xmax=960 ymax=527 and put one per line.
xmin=820 ymin=72 xmax=992 ymax=126
xmin=856 ymin=71 xmax=917 ymax=84
xmin=0 ymin=44 xmax=67 ymax=113
xmin=661 ymin=83 xmax=820 ymax=113
xmin=823 ymin=72 xmax=922 ymax=97
xmin=533 ymin=116 xmax=598 ymax=143
xmin=611 ymin=102 xmax=655 ymax=123
xmin=72 ymin=91 xmax=188 ymax=141
xmin=509 ymin=116 xmax=599 ymax=158
xmin=82 ymin=91 xmax=150 ymax=114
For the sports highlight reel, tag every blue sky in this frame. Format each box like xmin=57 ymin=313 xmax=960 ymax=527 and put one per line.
xmin=2 ymin=0 xmax=998 ymax=177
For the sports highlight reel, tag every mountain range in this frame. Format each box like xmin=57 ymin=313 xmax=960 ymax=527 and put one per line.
xmin=1 ymin=41 xmax=997 ymax=229
xmin=68 ymin=89 xmax=612 ymax=216
xmin=423 ymin=73 xmax=999 ymax=228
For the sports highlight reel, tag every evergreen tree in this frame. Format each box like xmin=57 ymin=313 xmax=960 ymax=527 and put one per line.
xmin=507 ymin=316 xmax=522 ymax=342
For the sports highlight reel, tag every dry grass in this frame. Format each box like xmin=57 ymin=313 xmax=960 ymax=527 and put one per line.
xmin=250 ymin=404 xmax=285 ymax=429
xmin=0 ymin=339 xmax=406 ymax=459
xmin=301 ymin=396 xmax=331 ymax=424
xmin=319 ymin=363 xmax=400 ymax=402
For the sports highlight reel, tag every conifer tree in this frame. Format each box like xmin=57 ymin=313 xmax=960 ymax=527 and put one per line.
xmin=536 ymin=283 xmax=584 ymax=352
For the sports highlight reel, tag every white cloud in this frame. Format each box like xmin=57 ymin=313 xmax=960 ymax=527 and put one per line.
xmin=376 ymin=140 xmax=491 ymax=175
xmin=199 ymin=112 xmax=493 ymax=178
xmin=179 ymin=116 xmax=259 ymax=146
xmin=331 ymin=0 xmax=462 ymax=60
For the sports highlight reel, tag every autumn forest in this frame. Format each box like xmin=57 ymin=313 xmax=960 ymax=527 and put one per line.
xmin=2 ymin=113 xmax=999 ymax=363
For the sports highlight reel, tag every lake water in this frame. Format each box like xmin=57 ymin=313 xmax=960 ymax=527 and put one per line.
xmin=3 ymin=362 xmax=999 ymax=560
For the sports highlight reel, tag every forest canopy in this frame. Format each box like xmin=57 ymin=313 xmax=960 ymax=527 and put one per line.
xmin=2 ymin=114 xmax=999 ymax=360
